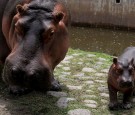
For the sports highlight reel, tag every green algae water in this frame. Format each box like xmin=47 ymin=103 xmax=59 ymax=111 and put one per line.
xmin=69 ymin=27 xmax=135 ymax=56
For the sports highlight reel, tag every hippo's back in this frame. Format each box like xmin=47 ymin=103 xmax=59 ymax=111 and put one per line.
xmin=118 ymin=47 xmax=135 ymax=62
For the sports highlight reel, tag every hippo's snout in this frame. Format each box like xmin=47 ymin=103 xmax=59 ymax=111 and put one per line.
xmin=3 ymin=57 xmax=52 ymax=91
xmin=119 ymin=77 xmax=134 ymax=88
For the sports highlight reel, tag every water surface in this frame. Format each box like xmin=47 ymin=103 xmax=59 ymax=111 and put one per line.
xmin=69 ymin=27 xmax=135 ymax=56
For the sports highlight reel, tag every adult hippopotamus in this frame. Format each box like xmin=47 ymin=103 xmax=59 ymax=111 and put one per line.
xmin=0 ymin=0 xmax=69 ymax=95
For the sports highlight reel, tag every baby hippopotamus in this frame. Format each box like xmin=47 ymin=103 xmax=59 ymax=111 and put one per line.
xmin=108 ymin=47 xmax=135 ymax=110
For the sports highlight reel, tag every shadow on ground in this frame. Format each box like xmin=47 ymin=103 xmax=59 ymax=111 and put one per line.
xmin=0 ymin=80 xmax=69 ymax=115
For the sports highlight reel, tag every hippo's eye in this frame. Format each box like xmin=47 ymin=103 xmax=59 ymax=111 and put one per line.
xmin=50 ymin=30 xmax=54 ymax=37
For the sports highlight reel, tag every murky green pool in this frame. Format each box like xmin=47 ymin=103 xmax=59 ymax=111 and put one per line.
xmin=69 ymin=27 xmax=135 ymax=56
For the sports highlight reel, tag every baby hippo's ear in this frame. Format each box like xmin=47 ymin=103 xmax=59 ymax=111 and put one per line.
xmin=113 ymin=58 xmax=118 ymax=65
xmin=130 ymin=58 xmax=135 ymax=68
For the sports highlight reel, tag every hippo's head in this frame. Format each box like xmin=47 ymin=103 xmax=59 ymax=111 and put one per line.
xmin=112 ymin=58 xmax=135 ymax=88
xmin=2 ymin=1 xmax=69 ymax=92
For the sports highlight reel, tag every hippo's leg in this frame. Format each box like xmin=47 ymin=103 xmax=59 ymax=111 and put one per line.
xmin=122 ymin=90 xmax=132 ymax=109
xmin=9 ymin=85 xmax=32 ymax=96
xmin=108 ymin=85 xmax=119 ymax=110
xmin=0 ymin=32 xmax=10 ymax=63
xmin=50 ymin=74 xmax=61 ymax=91
xmin=0 ymin=34 xmax=10 ymax=77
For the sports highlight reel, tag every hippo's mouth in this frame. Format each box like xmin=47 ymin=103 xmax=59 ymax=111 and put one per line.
xmin=2 ymin=63 xmax=52 ymax=91
xmin=2 ymin=62 xmax=13 ymax=85
xmin=118 ymin=81 xmax=134 ymax=89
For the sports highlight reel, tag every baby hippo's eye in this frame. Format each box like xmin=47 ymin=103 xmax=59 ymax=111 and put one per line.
xmin=129 ymin=67 xmax=134 ymax=74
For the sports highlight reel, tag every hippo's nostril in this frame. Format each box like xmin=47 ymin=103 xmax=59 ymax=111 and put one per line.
xmin=11 ymin=67 xmax=25 ymax=81
xmin=29 ymin=71 xmax=35 ymax=76
xmin=22 ymin=59 xmax=29 ymax=65
xmin=120 ymin=80 xmax=133 ymax=87
xmin=12 ymin=67 xmax=17 ymax=73
xmin=11 ymin=67 xmax=19 ymax=77
xmin=126 ymin=81 xmax=132 ymax=87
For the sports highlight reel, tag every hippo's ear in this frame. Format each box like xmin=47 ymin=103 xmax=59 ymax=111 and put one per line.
xmin=113 ymin=58 xmax=118 ymax=65
xmin=130 ymin=58 xmax=134 ymax=64
xmin=54 ymin=12 xmax=64 ymax=23
xmin=130 ymin=58 xmax=135 ymax=67
xmin=16 ymin=5 xmax=25 ymax=14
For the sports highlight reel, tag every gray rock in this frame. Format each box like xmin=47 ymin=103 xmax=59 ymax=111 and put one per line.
xmin=101 ymin=69 xmax=109 ymax=73
xmin=95 ymin=73 xmax=105 ymax=77
xmin=61 ymin=72 xmax=71 ymax=75
xmin=100 ymin=93 xmax=109 ymax=98
xmin=85 ymin=81 xmax=94 ymax=84
xmin=72 ymin=53 xmax=81 ymax=56
xmin=98 ymin=87 xmax=108 ymax=93
xmin=82 ymin=95 xmax=97 ymax=99
xmin=86 ymin=90 xmax=94 ymax=93
xmin=98 ymin=57 xmax=106 ymax=61
xmin=74 ymin=73 xmax=84 ymax=77
xmin=78 ymin=76 xmax=91 ymax=80
xmin=56 ymin=97 xmax=76 ymax=108
xmin=88 ymin=85 xmax=95 ymax=88
xmin=85 ymin=104 xmax=97 ymax=108
xmin=95 ymin=80 xmax=106 ymax=83
xmin=62 ymin=67 xmax=71 ymax=71
xmin=101 ymin=99 xmax=108 ymax=104
xmin=102 ymin=105 xmax=107 ymax=109
xmin=0 ymin=104 xmax=10 ymax=115
xmin=47 ymin=91 xmax=67 ymax=98
xmin=84 ymin=100 xmax=97 ymax=104
xmin=82 ymin=68 xmax=96 ymax=73
xmin=68 ymin=109 xmax=91 ymax=115
xmin=57 ymin=64 xmax=63 ymax=67
xmin=77 ymin=62 xmax=83 ymax=65
xmin=63 ymin=56 xmax=73 ymax=61
xmin=58 ymin=74 xmax=67 ymax=78
xmin=61 ymin=60 xmax=70 ymax=64
xmin=0 ymin=105 xmax=6 ymax=109
xmin=132 ymin=98 xmax=135 ymax=102
xmin=96 ymin=62 xmax=103 ymax=65
xmin=67 ymin=85 xmax=83 ymax=90
xmin=87 ymin=54 xmax=96 ymax=57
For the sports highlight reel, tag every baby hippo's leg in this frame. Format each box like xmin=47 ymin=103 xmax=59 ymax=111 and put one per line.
xmin=108 ymin=85 xmax=119 ymax=110
xmin=122 ymin=90 xmax=133 ymax=109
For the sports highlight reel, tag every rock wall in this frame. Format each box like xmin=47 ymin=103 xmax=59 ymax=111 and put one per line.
xmin=67 ymin=0 xmax=135 ymax=28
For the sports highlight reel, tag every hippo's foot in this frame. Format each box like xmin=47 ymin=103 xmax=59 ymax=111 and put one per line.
xmin=9 ymin=85 xmax=32 ymax=96
xmin=50 ymin=79 xmax=62 ymax=91
xmin=108 ymin=102 xmax=121 ymax=110
xmin=121 ymin=102 xmax=132 ymax=109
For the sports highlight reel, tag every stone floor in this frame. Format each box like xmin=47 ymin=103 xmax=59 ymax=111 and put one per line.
xmin=48 ymin=49 xmax=112 ymax=115
xmin=0 ymin=49 xmax=135 ymax=115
